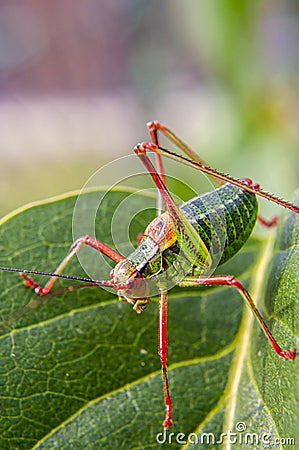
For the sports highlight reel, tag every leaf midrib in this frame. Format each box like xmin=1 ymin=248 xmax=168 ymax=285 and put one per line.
xmin=222 ymin=229 xmax=276 ymax=449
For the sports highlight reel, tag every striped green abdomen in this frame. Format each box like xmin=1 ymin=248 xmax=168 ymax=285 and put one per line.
xmin=179 ymin=183 xmax=258 ymax=267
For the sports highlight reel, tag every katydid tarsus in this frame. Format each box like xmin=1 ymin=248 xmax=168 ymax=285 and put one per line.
xmin=0 ymin=121 xmax=298 ymax=429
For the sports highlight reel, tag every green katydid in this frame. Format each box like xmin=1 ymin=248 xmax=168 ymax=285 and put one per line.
xmin=0 ymin=121 xmax=298 ymax=429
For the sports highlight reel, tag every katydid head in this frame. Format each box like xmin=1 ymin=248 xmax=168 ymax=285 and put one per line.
xmin=110 ymin=259 xmax=151 ymax=313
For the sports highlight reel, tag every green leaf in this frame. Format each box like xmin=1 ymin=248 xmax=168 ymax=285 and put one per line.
xmin=0 ymin=188 xmax=298 ymax=450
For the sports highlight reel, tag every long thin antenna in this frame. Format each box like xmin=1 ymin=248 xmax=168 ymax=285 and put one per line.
xmin=0 ymin=267 xmax=102 ymax=285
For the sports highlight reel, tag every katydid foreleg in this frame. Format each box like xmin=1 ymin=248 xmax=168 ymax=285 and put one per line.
xmin=20 ymin=235 xmax=124 ymax=296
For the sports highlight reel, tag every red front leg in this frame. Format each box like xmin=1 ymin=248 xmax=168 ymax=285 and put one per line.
xmin=21 ymin=235 xmax=124 ymax=295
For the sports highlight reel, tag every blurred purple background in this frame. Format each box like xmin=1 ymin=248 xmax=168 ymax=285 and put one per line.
xmin=0 ymin=0 xmax=298 ymax=214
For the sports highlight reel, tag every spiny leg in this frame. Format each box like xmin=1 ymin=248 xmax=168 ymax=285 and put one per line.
xmin=179 ymin=275 xmax=296 ymax=360
xmin=158 ymin=289 xmax=172 ymax=428
xmin=139 ymin=125 xmax=299 ymax=213
xmin=148 ymin=121 xmax=282 ymax=225
xmin=236 ymin=178 xmax=278 ymax=226
xmin=147 ymin=121 xmax=222 ymax=186
xmin=21 ymin=236 xmax=124 ymax=295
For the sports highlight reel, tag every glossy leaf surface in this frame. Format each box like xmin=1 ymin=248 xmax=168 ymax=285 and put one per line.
xmin=0 ymin=189 xmax=298 ymax=449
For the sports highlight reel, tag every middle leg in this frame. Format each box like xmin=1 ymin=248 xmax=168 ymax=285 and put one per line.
xmin=179 ymin=275 xmax=296 ymax=360
xmin=158 ymin=289 xmax=173 ymax=428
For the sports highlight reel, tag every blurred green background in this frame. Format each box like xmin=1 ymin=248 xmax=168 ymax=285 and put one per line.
xmin=0 ymin=0 xmax=298 ymax=217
